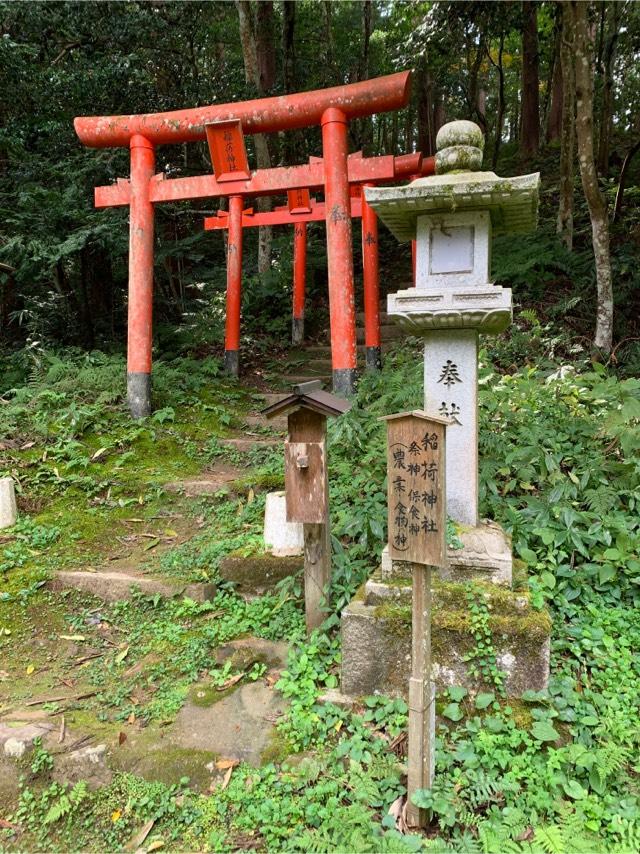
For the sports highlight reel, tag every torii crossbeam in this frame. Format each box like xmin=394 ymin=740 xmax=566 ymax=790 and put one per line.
xmin=75 ymin=72 xmax=411 ymax=416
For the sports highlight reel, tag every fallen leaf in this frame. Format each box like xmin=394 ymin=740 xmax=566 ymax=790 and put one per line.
xmin=91 ymin=447 xmax=108 ymax=462
xmin=387 ymin=795 xmax=408 ymax=834
xmin=20 ymin=441 xmax=35 ymax=450
xmin=216 ymin=673 xmax=244 ymax=692
xmin=517 ymin=827 xmax=535 ymax=843
xmin=163 ymin=528 xmax=178 ymax=538
xmin=334 ymin=720 xmax=343 ymax=732
xmin=0 ymin=818 xmax=19 ymax=829
xmin=127 ymin=712 xmax=136 ymax=724
xmin=59 ymin=634 xmax=86 ymax=642
xmin=143 ymin=538 xmax=160 ymax=552
xmin=146 ymin=839 xmax=164 ymax=852
xmin=247 ymin=487 xmax=255 ymax=504
xmin=125 ymin=818 xmax=154 ymax=851
xmin=221 ymin=765 xmax=234 ymax=790
xmin=215 ymin=758 xmax=239 ymax=771
xmin=115 ymin=646 xmax=130 ymax=664
xmin=125 ymin=518 xmax=144 ymax=524
xmin=58 ymin=715 xmax=66 ymax=744
xmin=111 ymin=810 xmax=122 ymax=823
xmin=119 ymin=731 xmax=127 ymax=746
xmin=26 ymin=664 xmax=35 ymax=675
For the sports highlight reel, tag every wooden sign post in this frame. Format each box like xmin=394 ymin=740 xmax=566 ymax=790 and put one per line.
xmin=263 ymin=381 xmax=350 ymax=634
xmin=381 ymin=410 xmax=448 ymax=829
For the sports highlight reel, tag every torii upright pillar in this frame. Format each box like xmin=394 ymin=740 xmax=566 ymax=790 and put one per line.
xmin=292 ymin=222 xmax=307 ymax=346
xmin=361 ymin=184 xmax=381 ymax=371
xmin=128 ymin=135 xmax=155 ymax=418
xmin=224 ymin=195 xmax=244 ymax=376
xmin=322 ymin=108 xmax=357 ymax=396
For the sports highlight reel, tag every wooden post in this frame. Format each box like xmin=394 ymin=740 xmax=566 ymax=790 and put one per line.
xmin=381 ymin=410 xmax=447 ymax=829
xmin=263 ymin=383 xmax=350 ymax=636
xmin=407 ymin=563 xmax=435 ymax=828
xmin=286 ymin=407 xmax=331 ymax=634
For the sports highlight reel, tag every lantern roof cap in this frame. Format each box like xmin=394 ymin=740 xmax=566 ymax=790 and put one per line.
xmin=365 ymin=119 xmax=539 ymax=242
xmin=365 ymin=169 xmax=540 ymax=242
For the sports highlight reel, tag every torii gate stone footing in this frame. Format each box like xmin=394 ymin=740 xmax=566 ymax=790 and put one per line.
xmin=339 ymin=121 xmax=551 ymax=701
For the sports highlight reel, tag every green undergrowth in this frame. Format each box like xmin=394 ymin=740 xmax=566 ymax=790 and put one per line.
xmin=2 ymin=319 xmax=640 ymax=851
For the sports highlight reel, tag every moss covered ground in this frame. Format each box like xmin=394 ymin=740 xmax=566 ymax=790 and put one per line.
xmin=1 ymin=326 xmax=640 ymax=852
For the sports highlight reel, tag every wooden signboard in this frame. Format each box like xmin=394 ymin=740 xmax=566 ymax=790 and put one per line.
xmin=205 ymin=119 xmax=251 ymax=183
xmin=382 ymin=411 xmax=447 ymax=567
xmin=381 ymin=410 xmax=448 ymax=829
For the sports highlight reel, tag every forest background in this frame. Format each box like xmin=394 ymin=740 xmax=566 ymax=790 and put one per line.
xmin=1 ymin=3 xmax=640 ymax=851
xmin=1 ymin=0 xmax=639 ymax=373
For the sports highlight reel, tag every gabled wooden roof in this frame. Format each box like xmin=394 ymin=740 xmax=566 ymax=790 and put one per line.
xmin=261 ymin=381 xmax=351 ymax=420
xmin=379 ymin=409 xmax=451 ymax=425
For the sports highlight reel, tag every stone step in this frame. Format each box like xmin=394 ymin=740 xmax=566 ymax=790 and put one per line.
xmin=255 ymin=393 xmax=287 ymax=407
xmin=243 ymin=413 xmax=287 ymax=432
xmin=307 ymin=358 xmax=333 ymax=372
xmin=356 ymin=311 xmax=389 ymax=324
xmin=219 ymin=554 xmax=302 ymax=597
xmin=219 ymin=436 xmax=280 ymax=452
xmin=303 ymin=344 xmax=393 ymax=359
xmin=357 ymin=324 xmax=402 ymax=344
xmin=280 ymin=374 xmax=331 ymax=386
xmin=49 ymin=570 xmax=216 ymax=604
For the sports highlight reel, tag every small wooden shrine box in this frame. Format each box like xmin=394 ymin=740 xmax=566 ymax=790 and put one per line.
xmin=262 ymin=381 xmax=350 ymax=524
xmin=262 ymin=381 xmax=351 ymax=633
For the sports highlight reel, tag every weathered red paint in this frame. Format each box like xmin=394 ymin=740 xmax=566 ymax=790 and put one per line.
xmin=361 ymin=184 xmax=380 ymax=351
xmin=322 ymin=107 xmax=357 ymax=388
xmin=225 ymin=195 xmax=243 ymax=359
xmin=421 ymin=156 xmax=436 ymax=176
xmin=128 ymin=135 xmax=155 ymax=377
xmin=293 ymin=222 xmax=307 ymax=322
xmin=204 ymin=197 xmax=363 ymax=230
xmin=95 ymin=153 xmax=422 ymax=209
xmin=75 ymin=72 xmax=411 ymax=148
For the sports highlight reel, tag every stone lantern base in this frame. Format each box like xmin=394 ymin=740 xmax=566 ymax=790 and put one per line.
xmin=340 ymin=568 xmax=551 ymax=699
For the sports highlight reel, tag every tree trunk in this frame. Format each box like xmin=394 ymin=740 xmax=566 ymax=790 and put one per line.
xmin=417 ymin=63 xmax=435 ymax=157
xmin=235 ymin=0 xmax=272 ymax=274
xmin=467 ymin=35 xmax=487 ymax=133
xmin=520 ymin=1 xmax=540 ymax=158
xmin=571 ymin=1 xmax=613 ymax=354
xmin=355 ymin=0 xmax=373 ymax=152
xmin=255 ymin=1 xmax=275 ymax=92
xmin=596 ymin=3 xmax=621 ymax=176
xmin=281 ymin=1 xmax=302 ymax=163
xmin=557 ymin=3 xmax=575 ymax=249
xmin=433 ymin=92 xmax=446 ymax=137
xmin=490 ymin=33 xmax=506 ymax=170
xmin=545 ymin=15 xmax=563 ymax=144
xmin=613 ymin=139 xmax=640 ymax=223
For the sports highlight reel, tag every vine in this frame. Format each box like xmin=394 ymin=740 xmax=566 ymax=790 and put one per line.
xmin=462 ymin=584 xmax=506 ymax=696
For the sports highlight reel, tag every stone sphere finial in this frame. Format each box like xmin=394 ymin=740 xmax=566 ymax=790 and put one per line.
xmin=435 ymin=120 xmax=484 ymax=175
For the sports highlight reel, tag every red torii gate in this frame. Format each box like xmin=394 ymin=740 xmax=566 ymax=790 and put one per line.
xmin=75 ymin=72 xmax=411 ymax=416
xmin=204 ymin=149 xmax=434 ymax=374
xmin=205 ymin=189 xmax=364 ymax=359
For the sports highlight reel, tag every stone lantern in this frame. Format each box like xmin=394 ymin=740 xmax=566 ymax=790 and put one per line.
xmin=366 ymin=120 xmax=539 ymax=582
xmin=336 ymin=122 xmax=550 ymax=702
